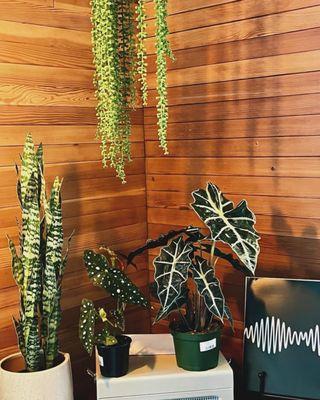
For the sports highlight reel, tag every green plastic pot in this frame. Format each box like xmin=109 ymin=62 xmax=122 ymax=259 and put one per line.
xmin=171 ymin=327 xmax=221 ymax=371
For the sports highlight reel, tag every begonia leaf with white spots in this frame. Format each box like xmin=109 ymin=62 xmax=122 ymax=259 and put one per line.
xmin=83 ymin=250 xmax=149 ymax=308
xmin=79 ymin=299 xmax=97 ymax=355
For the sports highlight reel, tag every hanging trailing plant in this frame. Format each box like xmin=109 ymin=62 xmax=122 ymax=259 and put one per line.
xmin=91 ymin=0 xmax=173 ymax=182
xmin=154 ymin=0 xmax=173 ymax=154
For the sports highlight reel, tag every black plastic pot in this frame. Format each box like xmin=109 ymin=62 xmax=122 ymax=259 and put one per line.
xmin=97 ymin=335 xmax=132 ymax=378
xmin=171 ymin=327 xmax=221 ymax=371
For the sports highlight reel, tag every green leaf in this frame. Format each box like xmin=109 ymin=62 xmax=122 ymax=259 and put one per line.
xmin=150 ymin=281 xmax=189 ymax=323
xmin=13 ymin=317 xmax=26 ymax=361
xmin=109 ymin=309 xmax=125 ymax=331
xmin=20 ymin=133 xmax=37 ymax=204
xmin=95 ymin=325 xmax=117 ymax=346
xmin=224 ymin=303 xmax=234 ymax=331
xmin=191 ymin=256 xmax=225 ymax=322
xmin=153 ymin=236 xmax=193 ymax=322
xmin=24 ymin=317 xmax=41 ymax=372
xmin=79 ymin=299 xmax=97 ymax=356
xmin=191 ymin=182 xmax=260 ymax=274
xmin=83 ymin=250 xmax=149 ymax=308
xmin=7 ymin=237 xmax=23 ymax=288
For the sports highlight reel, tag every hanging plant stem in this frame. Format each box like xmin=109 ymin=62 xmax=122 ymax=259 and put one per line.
xmin=136 ymin=0 xmax=148 ymax=106
xmin=155 ymin=0 xmax=174 ymax=154
xmin=91 ymin=0 xmax=173 ymax=182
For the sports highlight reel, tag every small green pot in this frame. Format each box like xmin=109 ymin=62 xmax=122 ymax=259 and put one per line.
xmin=171 ymin=327 xmax=221 ymax=371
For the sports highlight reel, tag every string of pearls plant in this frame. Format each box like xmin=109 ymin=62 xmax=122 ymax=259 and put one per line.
xmin=91 ymin=0 xmax=173 ymax=182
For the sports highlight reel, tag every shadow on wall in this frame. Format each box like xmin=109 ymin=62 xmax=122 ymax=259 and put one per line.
xmin=271 ymin=208 xmax=320 ymax=280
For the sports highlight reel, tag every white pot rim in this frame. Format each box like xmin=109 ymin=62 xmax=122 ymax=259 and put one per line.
xmin=0 ymin=351 xmax=70 ymax=375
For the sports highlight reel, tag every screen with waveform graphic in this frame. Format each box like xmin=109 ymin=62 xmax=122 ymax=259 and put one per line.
xmin=244 ymin=278 xmax=320 ymax=400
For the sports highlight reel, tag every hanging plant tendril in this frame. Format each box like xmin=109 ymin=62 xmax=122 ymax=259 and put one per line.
xmin=155 ymin=0 xmax=174 ymax=154
xmin=91 ymin=0 xmax=173 ymax=182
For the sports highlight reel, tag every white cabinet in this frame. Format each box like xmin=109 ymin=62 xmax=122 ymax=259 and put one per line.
xmin=96 ymin=335 xmax=233 ymax=400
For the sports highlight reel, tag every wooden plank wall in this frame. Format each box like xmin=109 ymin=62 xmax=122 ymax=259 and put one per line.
xmin=0 ymin=1 xmax=149 ymax=398
xmin=144 ymin=0 xmax=320 ymax=365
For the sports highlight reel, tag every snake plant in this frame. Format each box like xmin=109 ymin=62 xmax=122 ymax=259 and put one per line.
xmin=79 ymin=248 xmax=150 ymax=355
xmin=127 ymin=182 xmax=260 ymax=332
xmin=7 ymin=134 xmax=72 ymax=372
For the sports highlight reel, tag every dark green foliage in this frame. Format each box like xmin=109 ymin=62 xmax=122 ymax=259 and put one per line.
xmin=6 ymin=134 xmax=72 ymax=372
xmin=153 ymin=237 xmax=193 ymax=321
xmin=130 ymin=182 xmax=259 ymax=332
xmin=191 ymin=182 xmax=260 ymax=274
xmin=79 ymin=248 xmax=150 ymax=355
xmin=83 ymin=250 xmax=149 ymax=308
xmin=79 ymin=299 xmax=98 ymax=356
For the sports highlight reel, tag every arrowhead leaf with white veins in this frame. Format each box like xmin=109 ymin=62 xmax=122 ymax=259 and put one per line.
xmin=191 ymin=182 xmax=260 ymax=274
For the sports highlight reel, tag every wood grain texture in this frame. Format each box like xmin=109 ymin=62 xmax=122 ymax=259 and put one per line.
xmin=146 ymin=0 xmax=320 ymax=35
xmin=144 ymin=2 xmax=320 ymax=371
xmin=0 ymin=4 xmax=149 ymax=400
xmin=145 ymin=5 xmax=320 ymax=53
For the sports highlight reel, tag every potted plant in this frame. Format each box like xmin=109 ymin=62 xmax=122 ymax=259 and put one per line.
xmin=0 ymin=134 xmax=74 ymax=400
xmin=79 ymin=247 xmax=150 ymax=377
xmin=127 ymin=182 xmax=260 ymax=371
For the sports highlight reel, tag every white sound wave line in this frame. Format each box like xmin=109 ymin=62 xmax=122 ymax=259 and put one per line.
xmin=244 ymin=316 xmax=320 ymax=356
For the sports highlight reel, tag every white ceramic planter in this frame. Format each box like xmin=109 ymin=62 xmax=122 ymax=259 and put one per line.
xmin=0 ymin=352 xmax=74 ymax=400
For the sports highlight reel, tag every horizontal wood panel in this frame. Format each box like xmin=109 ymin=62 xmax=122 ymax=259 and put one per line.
xmin=146 ymin=5 xmax=320 ymax=53
xmin=145 ymin=0 xmax=236 ymax=16
xmin=0 ymin=39 xmax=93 ymax=69
xmin=145 ymin=115 xmax=320 ymax=141
xmin=0 ymin=105 xmax=95 ymax=125
xmin=0 ymin=125 xmax=143 ymax=145
xmin=0 ymin=84 xmax=95 ymax=107
xmin=146 ymin=175 xmax=320 ymax=198
xmin=0 ymin=1 xmax=90 ymax=31
xmin=147 ymin=50 xmax=320 ymax=89
xmin=148 ymin=71 xmax=320 ymax=107
xmin=146 ymin=157 xmax=320 ymax=178
xmin=146 ymin=0 xmax=320 ymax=33
xmin=1 ymin=174 xmax=146 ymax=208
xmin=55 ymin=0 xmax=90 ymax=12
xmin=0 ymin=62 xmax=94 ymax=88
xmin=0 ymin=20 xmax=90 ymax=49
xmin=0 ymin=106 xmax=144 ymax=126
xmin=147 ymin=191 xmax=320 ymax=219
xmin=146 ymin=136 xmax=320 ymax=157
xmin=147 ymin=27 xmax=320 ymax=73
xmin=145 ymin=94 xmax=320 ymax=124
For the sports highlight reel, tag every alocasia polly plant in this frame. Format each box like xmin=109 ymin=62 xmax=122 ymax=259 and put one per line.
xmin=7 ymin=134 xmax=72 ymax=371
xmin=79 ymin=248 xmax=150 ymax=355
xmin=127 ymin=182 xmax=260 ymax=332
